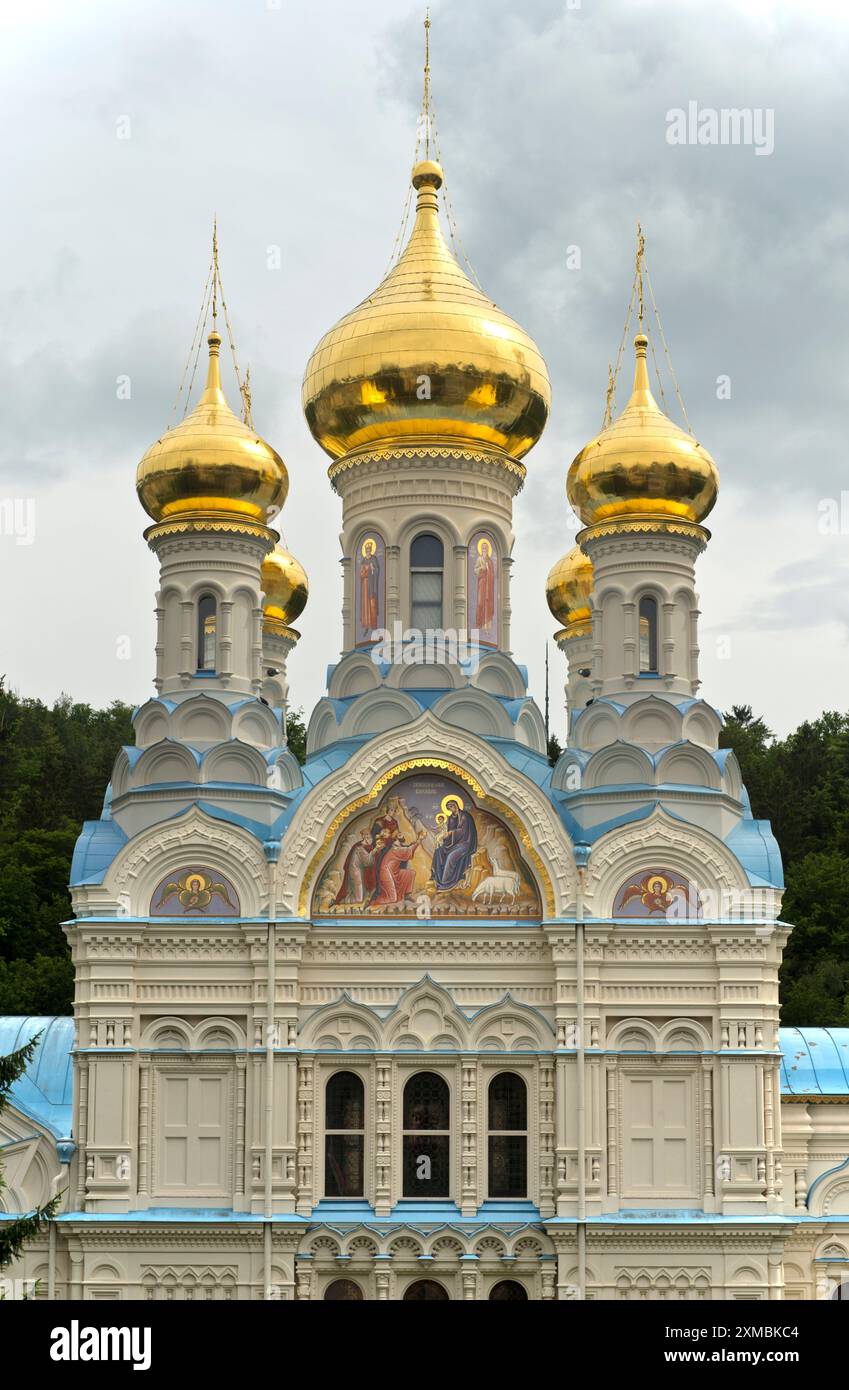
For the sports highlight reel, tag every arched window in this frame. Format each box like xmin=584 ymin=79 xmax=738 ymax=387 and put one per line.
xmin=403 ymin=1279 xmax=449 ymax=1301
xmin=324 ymin=1072 xmax=365 ymax=1197
xmin=324 ymin=1279 xmax=364 ymax=1301
xmin=638 ymin=595 xmax=658 ymax=674
xmin=402 ymin=1071 xmax=450 ymax=1198
xmin=488 ymin=1072 xmax=528 ymax=1199
xmin=489 ymin=1280 xmax=529 ymax=1301
xmin=410 ymin=533 xmax=444 ymax=631
xmin=197 ymin=594 xmax=217 ymax=671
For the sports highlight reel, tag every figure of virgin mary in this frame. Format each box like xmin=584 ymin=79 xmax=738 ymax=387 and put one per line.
xmin=430 ymin=795 xmax=478 ymax=892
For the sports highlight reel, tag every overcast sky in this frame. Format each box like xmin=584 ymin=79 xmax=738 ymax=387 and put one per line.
xmin=1 ymin=0 xmax=847 ymax=738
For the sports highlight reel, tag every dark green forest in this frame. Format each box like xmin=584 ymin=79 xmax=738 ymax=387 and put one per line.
xmin=0 ymin=681 xmax=846 ymax=1023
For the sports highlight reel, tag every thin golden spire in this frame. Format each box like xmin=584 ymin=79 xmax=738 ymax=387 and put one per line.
xmin=423 ymin=9 xmax=431 ymax=158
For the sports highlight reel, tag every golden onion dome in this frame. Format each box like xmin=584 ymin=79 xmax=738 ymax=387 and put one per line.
xmin=137 ymin=330 xmax=289 ymax=524
xmin=546 ymin=544 xmax=594 ymax=628
xmin=302 ymin=160 xmax=551 ymax=463
xmin=567 ymin=334 xmax=718 ymax=527
xmin=261 ymin=546 xmax=309 ymax=626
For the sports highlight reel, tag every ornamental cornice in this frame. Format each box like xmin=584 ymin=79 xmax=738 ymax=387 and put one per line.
xmin=56 ymin=1225 xmax=301 ymax=1249
xmin=579 ymin=519 xmax=708 ymax=549
xmin=547 ymin=1226 xmax=796 ymax=1250
xmin=145 ymin=518 xmax=278 ymax=547
xmin=328 ymin=443 xmax=526 ymax=493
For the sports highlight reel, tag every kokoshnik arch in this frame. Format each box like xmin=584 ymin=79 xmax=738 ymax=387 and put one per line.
xmin=2 ymin=32 xmax=849 ymax=1305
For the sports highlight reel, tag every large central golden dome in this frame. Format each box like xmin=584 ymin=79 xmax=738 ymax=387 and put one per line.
xmin=302 ymin=160 xmax=550 ymax=463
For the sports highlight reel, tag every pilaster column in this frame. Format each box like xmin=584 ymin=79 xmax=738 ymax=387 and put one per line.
xmin=501 ymin=554 xmax=513 ymax=654
xmin=218 ymin=599 xmax=234 ymax=681
xmin=386 ymin=545 xmax=401 ymax=627
xmin=375 ymin=1056 xmax=392 ymax=1215
xmin=453 ymin=544 xmax=466 ymax=630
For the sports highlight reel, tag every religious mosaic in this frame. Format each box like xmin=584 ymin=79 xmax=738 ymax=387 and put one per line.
xmin=150 ymin=867 xmax=240 ymax=917
xmin=612 ymin=869 xmax=701 ymax=920
xmin=312 ymin=774 xmax=541 ymax=918
xmin=467 ymin=531 xmax=498 ymax=645
xmin=355 ymin=533 xmax=385 ymax=645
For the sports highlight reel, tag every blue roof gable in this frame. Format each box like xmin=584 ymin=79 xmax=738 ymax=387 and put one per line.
xmin=0 ymin=1017 xmax=74 ymax=1139
xmin=70 ymin=818 xmax=129 ymax=886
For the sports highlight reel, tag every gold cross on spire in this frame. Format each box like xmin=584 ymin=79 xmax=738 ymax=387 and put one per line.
xmin=241 ymin=364 xmax=253 ymax=429
xmin=212 ymin=216 xmax=219 ymax=328
xmin=603 ymin=359 xmax=615 ymax=429
xmin=636 ymin=220 xmax=646 ymax=330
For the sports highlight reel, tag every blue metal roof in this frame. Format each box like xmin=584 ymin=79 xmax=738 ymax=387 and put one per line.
xmin=0 ymin=1017 xmax=74 ymax=1138
xmin=779 ymin=1027 xmax=849 ymax=1096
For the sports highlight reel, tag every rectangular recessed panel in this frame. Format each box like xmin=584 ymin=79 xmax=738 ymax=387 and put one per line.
xmin=198 ymin=1077 xmax=223 ymax=1128
xmin=164 ymin=1077 xmax=189 ymax=1126
xmin=198 ymin=1136 xmax=222 ymax=1188
xmin=630 ymin=1137 xmax=655 ymax=1188
xmin=163 ymin=1137 xmax=188 ymax=1187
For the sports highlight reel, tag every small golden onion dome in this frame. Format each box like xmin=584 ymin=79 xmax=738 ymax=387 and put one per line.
xmin=546 ymin=544 xmax=594 ymax=627
xmin=567 ymin=334 xmax=718 ymax=527
xmin=261 ymin=546 xmax=309 ymax=626
xmin=301 ymin=159 xmax=551 ymax=462
xmin=137 ymin=331 xmax=289 ymax=524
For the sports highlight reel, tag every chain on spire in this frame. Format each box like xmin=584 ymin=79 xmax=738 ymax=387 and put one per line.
xmin=603 ymin=222 xmax=694 ymax=437
xmin=170 ymin=221 xmax=254 ymax=427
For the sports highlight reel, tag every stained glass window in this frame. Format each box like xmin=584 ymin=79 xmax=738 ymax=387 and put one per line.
xmin=403 ymin=1280 xmax=449 ymax=1301
xmin=489 ymin=1280 xmax=529 ymax=1301
xmin=324 ymin=1072 xmax=365 ymax=1198
xmin=324 ymin=1279 xmax=364 ymax=1301
xmin=488 ymin=1072 xmax=528 ymax=1199
xmin=403 ymin=1072 xmax=450 ymax=1198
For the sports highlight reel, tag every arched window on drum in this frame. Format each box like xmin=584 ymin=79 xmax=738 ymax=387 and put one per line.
xmin=197 ymin=594 xmax=217 ymax=671
xmin=410 ymin=533 xmax=444 ymax=631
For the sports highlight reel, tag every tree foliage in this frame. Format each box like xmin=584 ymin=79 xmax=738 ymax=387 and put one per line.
xmin=0 ymin=682 xmax=135 ymax=1016
xmin=0 ymin=1034 xmax=60 ymax=1271
xmin=719 ymin=705 xmax=849 ymax=1025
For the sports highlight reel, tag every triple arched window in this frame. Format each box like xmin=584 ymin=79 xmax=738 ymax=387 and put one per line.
xmin=197 ymin=594 xmax=217 ymax=672
xmin=638 ymin=595 xmax=658 ymax=674
xmin=322 ymin=1069 xmax=529 ymax=1202
xmin=410 ymin=533 xmax=444 ymax=631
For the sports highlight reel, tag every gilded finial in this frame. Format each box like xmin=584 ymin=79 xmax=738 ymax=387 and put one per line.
xmin=212 ymin=216 xmax=219 ymax=329
xmin=603 ymin=360 xmax=615 ymax=429
xmin=241 ymin=364 xmax=253 ymax=429
xmin=423 ymin=9 xmax=431 ymax=159
xmin=636 ymin=220 xmax=646 ymax=330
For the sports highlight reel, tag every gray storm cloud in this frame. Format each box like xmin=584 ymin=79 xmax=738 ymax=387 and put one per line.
xmin=0 ymin=0 xmax=846 ymax=733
